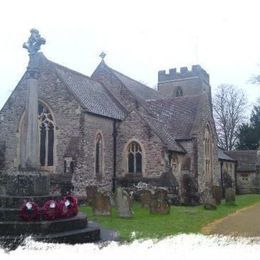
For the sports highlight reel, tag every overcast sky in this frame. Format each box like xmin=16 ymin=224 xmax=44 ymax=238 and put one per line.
xmin=0 ymin=0 xmax=259 ymax=110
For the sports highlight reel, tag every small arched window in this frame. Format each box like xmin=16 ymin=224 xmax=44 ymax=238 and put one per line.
xmin=171 ymin=154 xmax=178 ymax=171
xmin=95 ymin=133 xmax=103 ymax=179
xmin=38 ymin=103 xmax=54 ymax=167
xmin=127 ymin=141 xmax=142 ymax=173
xmin=176 ymin=87 xmax=183 ymax=97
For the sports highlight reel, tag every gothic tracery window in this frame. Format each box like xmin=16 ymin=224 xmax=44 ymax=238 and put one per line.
xmin=38 ymin=103 xmax=54 ymax=167
xmin=95 ymin=133 xmax=103 ymax=179
xmin=127 ymin=141 xmax=142 ymax=173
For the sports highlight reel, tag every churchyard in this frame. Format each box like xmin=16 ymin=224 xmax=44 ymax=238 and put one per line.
xmin=80 ymin=193 xmax=260 ymax=241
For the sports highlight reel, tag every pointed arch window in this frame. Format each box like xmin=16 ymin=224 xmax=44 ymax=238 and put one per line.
xmin=204 ymin=125 xmax=212 ymax=181
xmin=127 ymin=141 xmax=142 ymax=173
xmin=95 ymin=133 xmax=103 ymax=179
xmin=38 ymin=103 xmax=54 ymax=167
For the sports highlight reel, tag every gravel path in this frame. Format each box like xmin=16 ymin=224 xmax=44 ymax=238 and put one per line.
xmin=202 ymin=202 xmax=260 ymax=237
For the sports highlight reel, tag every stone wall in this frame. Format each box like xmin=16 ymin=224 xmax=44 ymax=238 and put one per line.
xmin=0 ymin=61 xmax=82 ymax=192
xmin=0 ymin=141 xmax=5 ymax=171
xmin=192 ymin=97 xmax=220 ymax=199
xmin=72 ymin=113 xmax=115 ymax=195
xmin=116 ymin=109 xmax=166 ymax=179
xmin=236 ymin=171 xmax=260 ymax=194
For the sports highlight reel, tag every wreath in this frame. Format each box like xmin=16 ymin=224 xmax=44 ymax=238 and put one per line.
xmin=42 ymin=200 xmax=59 ymax=220
xmin=19 ymin=201 xmax=40 ymax=221
xmin=58 ymin=195 xmax=78 ymax=218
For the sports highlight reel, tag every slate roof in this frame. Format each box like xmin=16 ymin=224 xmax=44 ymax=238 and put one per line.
xmin=146 ymin=95 xmax=204 ymax=140
xmin=225 ymin=150 xmax=257 ymax=172
xmin=218 ymin=148 xmax=236 ymax=162
xmin=46 ymin=59 xmax=125 ymax=120
xmin=141 ymin=113 xmax=185 ymax=153
xmin=107 ymin=66 xmax=163 ymax=101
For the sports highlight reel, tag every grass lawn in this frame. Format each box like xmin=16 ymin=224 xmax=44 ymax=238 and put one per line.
xmin=80 ymin=194 xmax=260 ymax=241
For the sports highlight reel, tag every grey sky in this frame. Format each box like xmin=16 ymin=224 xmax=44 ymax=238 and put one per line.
xmin=0 ymin=0 xmax=259 ymax=110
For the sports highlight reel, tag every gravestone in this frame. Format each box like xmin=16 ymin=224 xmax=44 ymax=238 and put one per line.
xmin=139 ymin=189 xmax=152 ymax=208
xmin=115 ymin=187 xmax=132 ymax=218
xmin=149 ymin=188 xmax=170 ymax=214
xmin=92 ymin=191 xmax=111 ymax=216
xmin=86 ymin=186 xmax=97 ymax=206
xmin=225 ymin=187 xmax=236 ymax=205
xmin=202 ymin=188 xmax=217 ymax=210
xmin=212 ymin=185 xmax=222 ymax=205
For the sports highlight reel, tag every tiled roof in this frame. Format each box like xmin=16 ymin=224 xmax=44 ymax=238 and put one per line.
xmin=49 ymin=61 xmax=125 ymax=120
xmin=226 ymin=150 xmax=257 ymax=172
xmin=146 ymin=95 xmax=203 ymax=139
xmin=141 ymin=113 xmax=185 ymax=153
xmin=218 ymin=148 xmax=236 ymax=161
xmin=109 ymin=67 xmax=163 ymax=101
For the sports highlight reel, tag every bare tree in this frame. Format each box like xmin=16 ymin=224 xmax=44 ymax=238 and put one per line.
xmin=213 ymin=84 xmax=248 ymax=150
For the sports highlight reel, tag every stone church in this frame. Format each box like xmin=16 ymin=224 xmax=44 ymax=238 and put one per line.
xmin=0 ymin=30 xmax=220 ymax=204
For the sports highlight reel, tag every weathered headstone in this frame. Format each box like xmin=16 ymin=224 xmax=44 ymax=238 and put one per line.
xmin=86 ymin=186 xmax=97 ymax=206
xmin=92 ymin=191 xmax=111 ymax=216
xmin=149 ymin=188 xmax=170 ymax=214
xmin=181 ymin=174 xmax=199 ymax=206
xmin=115 ymin=187 xmax=132 ymax=218
xmin=202 ymin=188 xmax=217 ymax=210
xmin=212 ymin=185 xmax=222 ymax=205
xmin=225 ymin=187 xmax=236 ymax=205
xmin=139 ymin=189 xmax=152 ymax=208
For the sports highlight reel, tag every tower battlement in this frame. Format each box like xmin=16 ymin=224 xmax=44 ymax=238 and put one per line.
xmin=158 ymin=65 xmax=209 ymax=84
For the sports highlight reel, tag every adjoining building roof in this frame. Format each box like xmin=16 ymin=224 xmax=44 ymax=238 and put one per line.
xmin=225 ymin=150 xmax=257 ymax=172
xmin=218 ymin=148 xmax=236 ymax=162
xmin=146 ymin=95 xmax=204 ymax=140
xmin=141 ymin=113 xmax=185 ymax=153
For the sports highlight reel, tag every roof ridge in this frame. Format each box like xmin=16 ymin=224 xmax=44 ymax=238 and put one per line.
xmin=107 ymin=65 xmax=155 ymax=91
xmin=48 ymin=59 xmax=100 ymax=84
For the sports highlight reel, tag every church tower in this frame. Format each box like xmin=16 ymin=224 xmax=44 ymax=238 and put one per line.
xmin=157 ymin=65 xmax=211 ymax=98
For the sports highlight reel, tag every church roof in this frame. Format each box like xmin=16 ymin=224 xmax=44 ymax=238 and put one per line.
xmin=225 ymin=150 xmax=257 ymax=172
xmin=141 ymin=113 xmax=185 ymax=152
xmin=41 ymin=57 xmax=125 ymax=120
xmin=146 ymin=95 xmax=204 ymax=140
xmin=53 ymin=63 xmax=125 ymax=120
xmin=109 ymin=68 xmax=163 ymax=101
xmin=92 ymin=61 xmax=163 ymax=102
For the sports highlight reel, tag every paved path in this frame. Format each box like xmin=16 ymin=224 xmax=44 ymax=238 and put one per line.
xmin=202 ymin=202 xmax=260 ymax=237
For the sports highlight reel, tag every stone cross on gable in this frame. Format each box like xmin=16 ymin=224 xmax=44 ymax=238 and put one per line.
xmin=23 ymin=29 xmax=46 ymax=55
xmin=99 ymin=51 xmax=106 ymax=60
